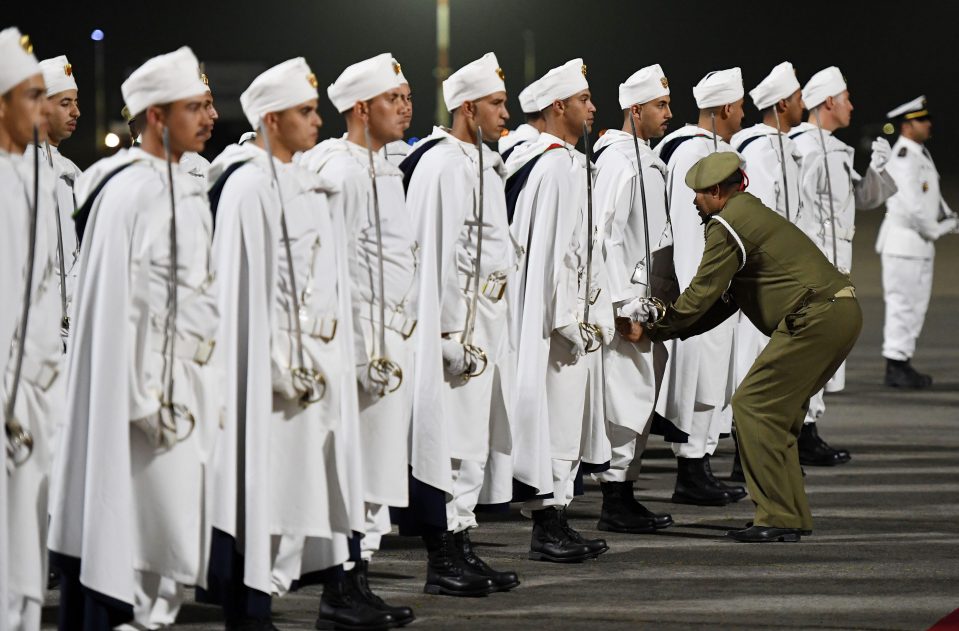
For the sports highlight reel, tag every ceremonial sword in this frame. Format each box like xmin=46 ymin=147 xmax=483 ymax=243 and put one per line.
xmin=812 ymin=109 xmax=840 ymax=269
xmin=363 ymin=126 xmax=403 ymax=395
xmin=44 ymin=141 xmax=70 ymax=333
xmin=458 ymin=126 xmax=489 ymax=383
xmin=627 ymin=111 xmax=653 ymax=299
xmin=4 ymin=127 xmax=41 ymax=466
xmin=260 ymin=122 xmax=326 ymax=406
xmin=709 ymin=112 xmax=719 ymax=152
xmin=157 ymin=127 xmax=196 ymax=445
xmin=772 ymin=109 xmax=792 ymax=222
xmin=580 ymin=122 xmax=603 ymax=353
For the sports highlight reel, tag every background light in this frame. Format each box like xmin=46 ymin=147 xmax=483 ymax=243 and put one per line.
xmin=104 ymin=132 xmax=120 ymax=148
xmin=90 ymin=29 xmax=104 ymax=41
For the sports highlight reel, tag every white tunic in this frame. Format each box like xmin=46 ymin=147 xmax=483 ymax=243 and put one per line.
xmin=506 ymin=133 xmax=613 ymax=495
xmin=299 ymin=138 xmax=452 ymax=503
xmin=876 ymin=135 xmax=956 ymax=258
xmin=381 ymin=140 xmax=411 ymax=168
xmin=592 ymin=130 xmax=672 ymax=436
xmin=404 ymin=127 xmax=516 ymax=503
xmin=653 ymin=126 xmax=737 ymax=433
xmin=47 ymin=147 xmax=221 ymax=609
xmin=790 ymin=122 xmax=897 ymax=273
xmin=207 ymin=142 xmax=361 ymax=595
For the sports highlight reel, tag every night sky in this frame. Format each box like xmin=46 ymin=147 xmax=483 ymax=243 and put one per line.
xmin=7 ymin=1 xmax=959 ymax=174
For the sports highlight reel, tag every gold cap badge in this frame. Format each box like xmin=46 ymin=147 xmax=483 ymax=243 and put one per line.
xmin=200 ymin=72 xmax=209 ymax=85
xmin=307 ymin=72 xmax=318 ymax=88
xmin=19 ymin=34 xmax=33 ymax=54
xmin=581 ymin=64 xmax=587 ymax=77
xmin=64 ymin=63 xmax=73 ymax=77
xmin=496 ymin=67 xmax=505 ymax=81
xmin=882 ymin=122 xmax=895 ymax=135
xmin=660 ymin=77 xmax=669 ymax=89
xmin=393 ymin=61 xmax=402 ymax=75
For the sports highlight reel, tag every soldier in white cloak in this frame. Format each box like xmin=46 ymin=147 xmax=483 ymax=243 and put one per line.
xmin=877 ymin=96 xmax=957 ymax=388
xmin=204 ymin=58 xmax=393 ymax=630
xmin=6 ymin=54 xmax=68 ymax=631
xmin=590 ymin=63 xmax=676 ymax=534
xmin=790 ymin=67 xmax=897 ymax=466
xmin=381 ymin=59 xmax=412 ymax=168
xmin=727 ymin=62 xmax=806 ymax=479
xmin=37 ymin=54 xmax=81 ymax=324
xmin=401 ymin=52 xmax=519 ymax=592
xmin=1 ymin=27 xmax=48 ymax=631
xmin=653 ymin=68 xmax=746 ymax=506
xmin=302 ymin=53 xmax=472 ymax=608
xmin=46 ymin=46 xmax=221 ymax=629
xmin=505 ymin=58 xmax=613 ymax=563
xmin=497 ymin=81 xmax=545 ymax=163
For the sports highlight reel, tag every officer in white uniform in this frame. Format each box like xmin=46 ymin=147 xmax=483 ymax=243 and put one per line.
xmin=790 ymin=67 xmax=897 ymax=466
xmin=877 ymin=96 xmax=957 ymax=388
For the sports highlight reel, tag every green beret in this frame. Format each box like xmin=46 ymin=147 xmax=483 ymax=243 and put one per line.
xmin=685 ymin=152 xmax=741 ymax=190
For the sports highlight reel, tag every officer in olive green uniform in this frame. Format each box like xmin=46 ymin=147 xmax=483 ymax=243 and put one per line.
xmin=640 ymin=152 xmax=862 ymax=542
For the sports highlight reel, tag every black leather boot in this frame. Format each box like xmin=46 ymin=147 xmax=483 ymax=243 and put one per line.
xmin=528 ymin=508 xmax=595 ymax=563
xmin=347 ymin=560 xmax=415 ymax=626
xmin=315 ymin=570 xmax=396 ymax=631
xmin=798 ymin=423 xmax=851 ymax=466
xmin=702 ymin=455 xmax=747 ymax=502
xmin=884 ymin=358 xmax=932 ymax=388
xmin=454 ymin=529 xmax=520 ymax=592
xmin=597 ymin=481 xmax=672 ymax=533
xmin=672 ymin=457 xmax=731 ymax=506
xmin=557 ymin=507 xmax=608 ymax=557
xmin=422 ymin=530 xmax=494 ymax=596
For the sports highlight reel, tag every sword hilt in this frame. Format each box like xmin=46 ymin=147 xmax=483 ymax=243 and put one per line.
xmin=5 ymin=418 xmax=34 ymax=467
xmin=158 ymin=401 xmax=196 ymax=446
xmin=292 ymin=366 xmax=327 ymax=407
xmin=579 ymin=321 xmax=604 ymax=354
xmin=460 ymin=343 xmax=488 ymax=384
xmin=368 ymin=357 xmax=403 ymax=395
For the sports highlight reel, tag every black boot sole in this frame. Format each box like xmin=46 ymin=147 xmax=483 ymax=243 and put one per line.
xmin=315 ymin=619 xmax=398 ymax=631
xmin=671 ymin=493 xmax=730 ymax=507
xmin=423 ymin=582 xmax=493 ymax=597
xmin=490 ymin=579 xmax=521 ymax=592
xmin=799 ymin=455 xmax=851 ymax=467
xmin=528 ymin=549 xmax=596 ymax=563
xmin=597 ymin=520 xmax=658 ymax=534
xmin=727 ymin=532 xmax=801 ymax=543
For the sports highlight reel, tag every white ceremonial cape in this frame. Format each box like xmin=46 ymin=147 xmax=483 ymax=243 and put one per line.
xmin=300 ymin=138 xmax=452 ymax=501
xmin=405 ymin=127 xmax=516 ymax=504
xmin=207 ymin=142 xmax=361 ymax=595
xmin=0 ymin=149 xmax=36 ymax=630
xmin=592 ymin=130 xmax=672 ymax=436
xmin=506 ymin=132 xmax=613 ymax=496
xmin=47 ymin=147 xmax=221 ymax=609
xmin=653 ymin=126 xmax=737 ymax=435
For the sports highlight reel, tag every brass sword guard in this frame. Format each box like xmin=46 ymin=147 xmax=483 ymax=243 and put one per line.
xmin=292 ymin=366 xmax=327 ymax=407
xmin=368 ymin=357 xmax=403 ymax=395
xmin=579 ymin=321 xmax=604 ymax=354
xmin=5 ymin=419 xmax=34 ymax=467
xmin=460 ymin=343 xmax=488 ymax=384
xmin=158 ymin=401 xmax=197 ymax=446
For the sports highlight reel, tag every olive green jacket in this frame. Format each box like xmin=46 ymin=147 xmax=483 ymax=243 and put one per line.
xmin=647 ymin=192 xmax=851 ymax=341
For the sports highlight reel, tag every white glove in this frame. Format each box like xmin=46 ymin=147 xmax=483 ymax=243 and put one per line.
xmin=617 ymin=297 xmax=661 ymax=324
xmin=870 ymin=137 xmax=892 ymax=172
xmin=937 ymin=216 xmax=959 ymax=237
xmin=272 ymin=367 xmax=302 ymax=401
xmin=442 ymin=337 xmax=478 ymax=377
xmin=356 ymin=363 xmax=384 ymax=401
xmin=132 ymin=412 xmax=177 ymax=450
xmin=556 ymin=323 xmax=586 ymax=360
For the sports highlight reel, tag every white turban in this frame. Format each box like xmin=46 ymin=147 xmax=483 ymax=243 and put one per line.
xmin=240 ymin=57 xmax=319 ymax=129
xmin=693 ymin=67 xmax=743 ymax=109
xmin=327 ymin=53 xmax=403 ymax=113
xmin=0 ymin=27 xmax=40 ymax=96
xmin=533 ymin=58 xmax=589 ymax=111
xmin=443 ymin=52 xmax=505 ymax=112
xmin=39 ymin=55 xmax=78 ymax=97
xmin=749 ymin=61 xmax=800 ymax=110
xmin=618 ymin=63 xmax=669 ymax=109
xmin=802 ymin=66 xmax=846 ymax=110
xmin=121 ymin=46 xmax=208 ymax=118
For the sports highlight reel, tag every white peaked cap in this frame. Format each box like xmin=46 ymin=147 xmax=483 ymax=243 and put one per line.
xmin=693 ymin=67 xmax=743 ymax=109
xmin=121 ymin=46 xmax=208 ymax=118
xmin=518 ymin=81 xmax=539 ymax=114
xmin=240 ymin=57 xmax=318 ymax=129
xmin=393 ymin=58 xmax=408 ymax=85
xmin=328 ymin=52 xmax=403 ymax=113
xmin=802 ymin=66 xmax=846 ymax=110
xmin=40 ymin=55 xmax=78 ymax=97
xmin=533 ymin=58 xmax=589 ymax=111
xmin=749 ymin=61 xmax=800 ymax=110
xmin=618 ymin=63 xmax=669 ymax=109
xmin=443 ymin=52 xmax=506 ymax=112
xmin=886 ymin=95 xmax=927 ymax=120
xmin=0 ymin=27 xmax=41 ymax=96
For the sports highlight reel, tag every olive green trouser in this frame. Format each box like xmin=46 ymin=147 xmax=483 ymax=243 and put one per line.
xmin=732 ymin=296 xmax=863 ymax=530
